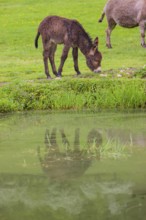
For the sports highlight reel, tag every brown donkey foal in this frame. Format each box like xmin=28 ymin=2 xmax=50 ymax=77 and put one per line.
xmin=35 ymin=16 xmax=102 ymax=79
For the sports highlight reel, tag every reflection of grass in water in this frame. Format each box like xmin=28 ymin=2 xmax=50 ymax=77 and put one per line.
xmin=100 ymin=139 xmax=131 ymax=159
xmin=83 ymin=138 xmax=132 ymax=160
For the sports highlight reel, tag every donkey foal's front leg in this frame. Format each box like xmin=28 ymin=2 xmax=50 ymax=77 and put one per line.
xmin=57 ymin=45 xmax=70 ymax=77
xmin=72 ymin=48 xmax=81 ymax=75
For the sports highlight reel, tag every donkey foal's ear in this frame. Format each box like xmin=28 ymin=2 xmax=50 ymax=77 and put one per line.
xmin=93 ymin=37 xmax=99 ymax=48
xmin=89 ymin=37 xmax=99 ymax=55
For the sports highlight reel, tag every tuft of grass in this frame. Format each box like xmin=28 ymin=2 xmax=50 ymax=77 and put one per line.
xmin=134 ymin=65 xmax=146 ymax=79
xmin=100 ymin=138 xmax=130 ymax=159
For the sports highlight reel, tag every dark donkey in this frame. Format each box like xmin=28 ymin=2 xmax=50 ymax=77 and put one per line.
xmin=98 ymin=0 xmax=146 ymax=48
xmin=35 ymin=16 xmax=102 ymax=79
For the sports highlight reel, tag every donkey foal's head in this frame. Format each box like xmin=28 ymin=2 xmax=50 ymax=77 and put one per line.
xmin=86 ymin=37 xmax=102 ymax=73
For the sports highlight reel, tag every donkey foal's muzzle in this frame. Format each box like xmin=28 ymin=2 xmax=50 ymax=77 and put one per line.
xmin=94 ymin=67 xmax=101 ymax=73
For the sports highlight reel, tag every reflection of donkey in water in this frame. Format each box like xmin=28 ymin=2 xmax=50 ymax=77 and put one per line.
xmin=37 ymin=128 xmax=102 ymax=180
xmin=35 ymin=16 xmax=102 ymax=79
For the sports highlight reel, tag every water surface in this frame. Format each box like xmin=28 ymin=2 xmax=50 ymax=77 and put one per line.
xmin=0 ymin=111 xmax=146 ymax=220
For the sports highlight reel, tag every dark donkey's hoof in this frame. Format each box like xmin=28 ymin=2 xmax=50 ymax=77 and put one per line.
xmin=141 ymin=43 xmax=146 ymax=48
xmin=106 ymin=44 xmax=112 ymax=49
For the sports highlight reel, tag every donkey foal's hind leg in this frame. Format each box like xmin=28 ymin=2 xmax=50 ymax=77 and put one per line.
xmin=48 ymin=44 xmax=58 ymax=76
xmin=43 ymin=50 xmax=51 ymax=79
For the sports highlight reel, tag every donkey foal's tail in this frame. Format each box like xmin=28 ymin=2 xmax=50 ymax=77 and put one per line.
xmin=35 ymin=32 xmax=40 ymax=48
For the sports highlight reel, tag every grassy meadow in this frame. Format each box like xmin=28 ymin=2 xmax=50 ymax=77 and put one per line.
xmin=0 ymin=0 xmax=146 ymax=112
xmin=0 ymin=0 xmax=146 ymax=81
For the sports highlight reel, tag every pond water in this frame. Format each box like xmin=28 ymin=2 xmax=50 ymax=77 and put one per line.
xmin=0 ymin=111 xmax=146 ymax=220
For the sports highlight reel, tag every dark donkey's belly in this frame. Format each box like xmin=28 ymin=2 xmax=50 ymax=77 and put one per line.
xmin=116 ymin=17 xmax=138 ymax=28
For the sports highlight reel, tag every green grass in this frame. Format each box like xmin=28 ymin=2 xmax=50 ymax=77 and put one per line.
xmin=0 ymin=0 xmax=146 ymax=82
xmin=0 ymin=78 xmax=145 ymax=112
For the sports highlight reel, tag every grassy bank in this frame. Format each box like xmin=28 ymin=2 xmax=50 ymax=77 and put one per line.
xmin=0 ymin=78 xmax=146 ymax=112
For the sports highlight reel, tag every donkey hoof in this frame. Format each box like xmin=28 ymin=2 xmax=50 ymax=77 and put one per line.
xmin=77 ymin=71 xmax=81 ymax=75
xmin=55 ymin=73 xmax=62 ymax=79
xmin=47 ymin=76 xmax=52 ymax=80
xmin=106 ymin=44 xmax=112 ymax=49
xmin=142 ymin=43 xmax=146 ymax=48
xmin=56 ymin=72 xmax=62 ymax=77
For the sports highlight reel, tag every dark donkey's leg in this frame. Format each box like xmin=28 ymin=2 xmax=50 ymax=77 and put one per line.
xmin=72 ymin=47 xmax=81 ymax=75
xmin=57 ymin=44 xmax=70 ymax=77
xmin=139 ymin=21 xmax=146 ymax=48
xmin=48 ymin=43 xmax=58 ymax=76
xmin=106 ymin=19 xmax=116 ymax=48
